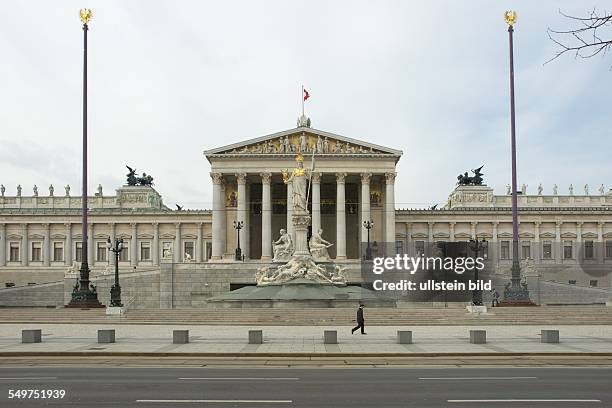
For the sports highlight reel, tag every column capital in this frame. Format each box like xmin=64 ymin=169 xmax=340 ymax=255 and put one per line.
xmin=174 ymin=222 xmax=181 ymax=228
xmin=0 ymin=223 xmax=5 ymax=230
xmin=151 ymin=222 xmax=159 ymax=227
xmin=311 ymin=172 xmax=321 ymax=183
xmin=260 ymin=172 xmax=272 ymax=184
xmin=576 ymin=221 xmax=584 ymax=227
xmin=235 ymin=172 xmax=247 ymax=184
xmin=534 ymin=221 xmax=542 ymax=226
xmin=470 ymin=221 xmax=478 ymax=226
xmin=64 ymin=222 xmax=71 ymax=228
xmin=360 ymin=172 xmax=372 ymax=184
xmin=385 ymin=172 xmax=397 ymax=184
xmin=41 ymin=223 xmax=50 ymax=229
xmin=492 ymin=221 xmax=499 ymax=226
xmin=449 ymin=222 xmax=456 ymax=227
xmin=335 ymin=173 xmax=346 ymax=184
xmin=598 ymin=221 xmax=605 ymax=227
xmin=130 ymin=222 xmax=137 ymax=228
xmin=210 ymin=172 xmax=224 ymax=185
xmin=428 ymin=221 xmax=435 ymax=227
xmin=556 ymin=220 xmax=563 ymax=226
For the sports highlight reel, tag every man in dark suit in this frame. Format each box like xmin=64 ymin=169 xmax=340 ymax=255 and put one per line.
xmin=351 ymin=304 xmax=366 ymax=335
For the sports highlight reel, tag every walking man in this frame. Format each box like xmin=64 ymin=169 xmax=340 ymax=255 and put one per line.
xmin=351 ymin=304 xmax=366 ymax=335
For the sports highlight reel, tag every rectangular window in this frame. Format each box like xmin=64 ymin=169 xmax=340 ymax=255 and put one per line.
xmin=500 ymin=241 xmax=510 ymax=260
xmin=542 ymin=241 xmax=552 ymax=259
xmin=162 ymin=241 xmax=172 ymax=259
xmin=96 ymin=242 xmax=107 ymax=262
xmin=184 ymin=241 xmax=194 ymax=260
xmin=521 ymin=241 xmax=531 ymax=260
xmin=568 ymin=280 xmax=576 ymax=285
xmin=584 ymin=240 xmax=594 ymax=259
xmin=563 ymin=241 xmax=573 ymax=259
xmin=53 ymin=242 xmax=64 ymax=262
xmin=140 ymin=242 xmax=151 ymax=261
xmin=9 ymin=243 xmax=19 ymax=262
xmin=31 ymin=242 xmax=42 ymax=262
xmin=395 ymin=240 xmax=404 ymax=255
xmin=75 ymin=242 xmax=83 ymax=262
xmin=590 ymin=280 xmax=598 ymax=287
xmin=415 ymin=241 xmax=425 ymax=256
xmin=607 ymin=240 xmax=612 ymax=259
xmin=206 ymin=242 xmax=212 ymax=260
xmin=119 ymin=242 xmax=129 ymax=262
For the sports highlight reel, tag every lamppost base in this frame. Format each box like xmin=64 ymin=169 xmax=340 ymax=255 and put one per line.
xmin=66 ymin=290 xmax=105 ymax=308
xmin=499 ymin=284 xmax=536 ymax=306
xmin=235 ymin=248 xmax=242 ymax=261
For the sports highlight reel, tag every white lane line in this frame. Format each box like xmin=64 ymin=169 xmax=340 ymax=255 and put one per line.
xmin=420 ymin=377 xmax=537 ymax=380
xmin=178 ymin=377 xmax=299 ymax=381
xmin=136 ymin=400 xmax=292 ymax=404
xmin=0 ymin=377 xmax=58 ymax=380
xmin=448 ymin=400 xmax=601 ymax=403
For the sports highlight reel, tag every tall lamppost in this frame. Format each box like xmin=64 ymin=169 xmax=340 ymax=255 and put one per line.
xmin=363 ymin=220 xmax=374 ymax=260
xmin=502 ymin=11 xmax=532 ymax=305
xmin=67 ymin=9 xmax=103 ymax=308
xmin=468 ymin=238 xmax=488 ymax=306
xmin=106 ymin=238 xmax=124 ymax=307
xmin=233 ymin=220 xmax=244 ymax=261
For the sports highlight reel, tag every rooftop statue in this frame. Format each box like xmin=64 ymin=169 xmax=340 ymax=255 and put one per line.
xmin=457 ymin=165 xmax=485 ymax=186
xmin=126 ymin=165 xmax=154 ymax=187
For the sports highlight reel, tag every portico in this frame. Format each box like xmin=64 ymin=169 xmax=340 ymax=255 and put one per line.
xmin=204 ymin=125 xmax=402 ymax=261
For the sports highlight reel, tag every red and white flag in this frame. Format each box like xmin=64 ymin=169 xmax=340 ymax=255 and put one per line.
xmin=303 ymin=88 xmax=310 ymax=101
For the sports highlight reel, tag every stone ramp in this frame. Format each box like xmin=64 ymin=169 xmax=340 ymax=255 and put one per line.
xmin=0 ymin=305 xmax=612 ymax=325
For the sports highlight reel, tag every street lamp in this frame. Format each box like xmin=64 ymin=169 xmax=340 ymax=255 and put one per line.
xmin=363 ymin=220 xmax=374 ymax=260
xmin=106 ymin=238 xmax=124 ymax=307
xmin=468 ymin=237 xmax=488 ymax=306
xmin=233 ymin=220 xmax=244 ymax=261
xmin=67 ymin=8 xmax=103 ymax=308
xmin=502 ymin=10 xmax=532 ymax=305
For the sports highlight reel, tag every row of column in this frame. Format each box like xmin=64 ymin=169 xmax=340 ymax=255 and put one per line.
xmin=210 ymin=171 xmax=397 ymax=260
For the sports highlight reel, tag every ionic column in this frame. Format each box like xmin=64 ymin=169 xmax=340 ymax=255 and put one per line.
xmin=220 ymin=180 xmax=227 ymax=258
xmin=43 ymin=223 xmax=50 ymax=266
xmin=492 ymin=221 xmax=499 ymax=267
xmin=597 ymin=221 xmax=605 ymax=263
xmin=449 ymin=222 xmax=456 ymax=242
xmin=261 ymin=172 xmax=272 ymax=260
xmin=336 ymin=173 xmax=347 ymax=260
xmin=109 ymin=223 xmax=116 ymax=266
xmin=65 ymin=223 xmax=72 ymax=265
xmin=152 ymin=222 xmax=159 ymax=266
xmin=236 ymin=173 xmax=248 ymax=259
xmin=534 ymin=221 xmax=541 ymax=263
xmin=130 ymin=223 xmax=137 ymax=266
xmin=312 ymin=172 xmax=322 ymax=234
xmin=576 ymin=221 xmax=583 ymax=261
xmin=360 ymin=173 xmax=371 ymax=244
xmin=385 ymin=172 xmax=397 ymax=254
xmin=470 ymin=222 xmax=477 ymax=239
xmin=211 ymin=172 xmax=224 ymax=260
xmin=88 ymin=223 xmax=95 ymax=266
xmin=174 ymin=222 xmax=181 ymax=263
xmin=21 ymin=223 xmax=28 ymax=266
xmin=0 ymin=223 xmax=6 ymax=267
xmin=196 ymin=222 xmax=203 ymax=262
xmin=428 ymin=222 xmax=434 ymax=256
xmin=555 ymin=221 xmax=562 ymax=263
xmin=286 ymin=181 xmax=294 ymax=239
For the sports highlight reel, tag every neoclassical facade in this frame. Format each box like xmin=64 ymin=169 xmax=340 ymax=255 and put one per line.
xmin=1 ymin=122 xmax=611 ymax=297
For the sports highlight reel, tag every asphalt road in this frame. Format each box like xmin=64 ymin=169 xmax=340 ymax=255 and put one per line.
xmin=0 ymin=367 xmax=610 ymax=407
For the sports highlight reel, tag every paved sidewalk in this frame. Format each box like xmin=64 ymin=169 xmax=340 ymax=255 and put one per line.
xmin=1 ymin=324 xmax=612 ymax=354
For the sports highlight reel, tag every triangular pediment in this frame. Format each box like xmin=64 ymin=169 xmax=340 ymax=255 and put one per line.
xmin=204 ymin=127 xmax=402 ymax=161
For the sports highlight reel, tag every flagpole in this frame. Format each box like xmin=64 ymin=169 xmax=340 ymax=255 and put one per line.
xmin=301 ymin=84 xmax=304 ymax=117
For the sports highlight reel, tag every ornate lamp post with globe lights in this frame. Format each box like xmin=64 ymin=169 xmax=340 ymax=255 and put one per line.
xmin=501 ymin=11 xmax=533 ymax=305
xmin=106 ymin=238 xmax=124 ymax=307
xmin=363 ymin=220 xmax=374 ymax=260
xmin=233 ymin=220 xmax=244 ymax=261
xmin=468 ymin=238 xmax=488 ymax=306
xmin=67 ymin=9 xmax=103 ymax=308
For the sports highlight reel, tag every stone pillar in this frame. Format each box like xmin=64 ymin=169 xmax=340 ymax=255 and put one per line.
xmin=405 ymin=222 xmax=412 ymax=256
xmin=286 ymin=181 xmax=294 ymax=239
xmin=43 ymin=223 xmax=50 ymax=266
xmin=470 ymin=222 xmax=477 ymax=239
xmin=312 ymin=172 xmax=322 ymax=234
xmin=130 ymin=223 xmax=137 ymax=266
xmin=0 ymin=223 xmax=6 ymax=267
xmin=492 ymin=221 xmax=499 ymax=267
xmin=109 ymin=223 xmax=116 ymax=266
xmin=174 ymin=222 xmax=181 ymax=263
xmin=65 ymin=223 xmax=72 ymax=265
xmin=336 ymin=173 xmax=347 ymax=260
xmin=427 ymin=222 xmax=434 ymax=256
xmin=152 ymin=222 xmax=159 ymax=266
xmin=360 ymin=173 xmax=371 ymax=245
xmin=211 ymin=172 xmax=224 ymax=260
xmin=196 ymin=222 xmax=203 ymax=262
xmin=576 ymin=222 xmax=583 ymax=261
xmin=220 ymin=181 xmax=227 ymax=257
xmin=449 ymin=222 xmax=456 ymax=242
xmin=555 ymin=221 xmax=562 ymax=263
xmin=236 ymin=173 xmax=248 ymax=259
xmin=385 ymin=172 xmax=396 ymax=253
xmin=261 ymin=172 xmax=272 ymax=260
xmin=88 ymin=223 xmax=95 ymax=266
xmin=534 ymin=222 xmax=541 ymax=263
xmin=21 ymin=223 xmax=28 ymax=266
xmin=597 ymin=221 xmax=605 ymax=264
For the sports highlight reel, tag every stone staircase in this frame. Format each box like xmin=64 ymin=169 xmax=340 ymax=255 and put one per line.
xmin=0 ymin=306 xmax=611 ymax=325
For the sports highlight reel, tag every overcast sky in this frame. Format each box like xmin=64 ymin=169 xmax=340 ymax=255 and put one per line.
xmin=1 ymin=1 xmax=610 ymax=209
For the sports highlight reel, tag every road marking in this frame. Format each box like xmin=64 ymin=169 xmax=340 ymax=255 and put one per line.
xmin=137 ymin=400 xmax=292 ymax=404
xmin=0 ymin=377 xmax=58 ymax=380
xmin=178 ymin=377 xmax=299 ymax=381
xmin=420 ymin=377 xmax=537 ymax=380
xmin=448 ymin=400 xmax=601 ymax=403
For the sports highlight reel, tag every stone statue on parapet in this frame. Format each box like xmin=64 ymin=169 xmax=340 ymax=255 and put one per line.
xmin=309 ymin=229 xmax=333 ymax=261
xmin=599 ymin=184 xmax=606 ymax=195
xmin=537 ymin=183 xmax=543 ymax=195
xmin=457 ymin=165 xmax=484 ymax=186
xmin=126 ymin=165 xmax=154 ymax=187
xmin=272 ymin=229 xmax=294 ymax=261
xmin=0 ymin=184 xmax=4 ymax=197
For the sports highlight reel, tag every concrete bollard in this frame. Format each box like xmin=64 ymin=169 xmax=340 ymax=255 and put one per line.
xmin=98 ymin=330 xmax=116 ymax=344
xmin=173 ymin=330 xmax=189 ymax=344
xmin=397 ymin=330 xmax=413 ymax=344
xmin=248 ymin=330 xmax=263 ymax=344
xmin=22 ymin=329 xmax=42 ymax=343
xmin=541 ymin=330 xmax=559 ymax=343
xmin=324 ymin=330 xmax=337 ymax=344
xmin=469 ymin=330 xmax=486 ymax=344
